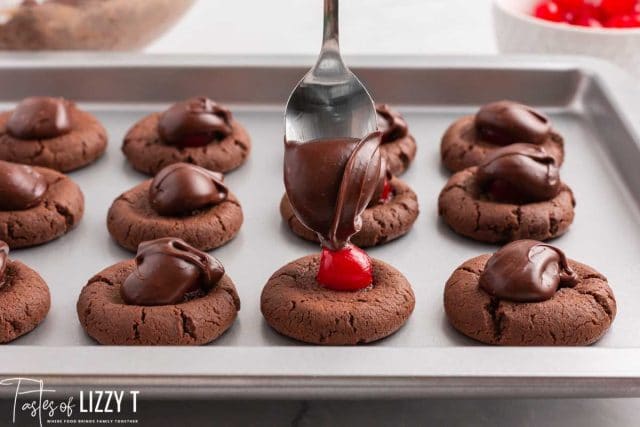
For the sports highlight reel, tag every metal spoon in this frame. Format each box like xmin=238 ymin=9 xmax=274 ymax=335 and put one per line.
xmin=284 ymin=0 xmax=377 ymax=143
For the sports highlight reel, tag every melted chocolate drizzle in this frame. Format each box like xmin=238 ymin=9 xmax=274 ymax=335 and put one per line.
xmin=479 ymin=240 xmax=578 ymax=302
xmin=7 ymin=97 xmax=72 ymax=140
xmin=475 ymin=100 xmax=551 ymax=146
xmin=368 ymin=157 xmax=392 ymax=207
xmin=0 ymin=160 xmax=47 ymax=211
xmin=284 ymin=132 xmax=383 ymax=250
xmin=149 ymin=163 xmax=228 ymax=217
xmin=476 ymin=143 xmax=561 ymax=204
xmin=376 ymin=104 xmax=409 ymax=143
xmin=120 ymin=237 xmax=225 ymax=306
xmin=0 ymin=241 xmax=9 ymax=288
xmin=158 ymin=97 xmax=233 ymax=146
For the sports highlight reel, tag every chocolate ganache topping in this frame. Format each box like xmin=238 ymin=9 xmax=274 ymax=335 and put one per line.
xmin=475 ymin=101 xmax=551 ymax=146
xmin=376 ymin=104 xmax=409 ymax=143
xmin=120 ymin=237 xmax=225 ymax=306
xmin=368 ymin=157 xmax=392 ymax=207
xmin=0 ymin=241 xmax=9 ymax=287
xmin=7 ymin=97 xmax=72 ymax=140
xmin=284 ymin=132 xmax=383 ymax=250
xmin=476 ymin=143 xmax=560 ymax=204
xmin=0 ymin=160 xmax=47 ymax=210
xmin=479 ymin=240 xmax=577 ymax=302
xmin=158 ymin=97 xmax=233 ymax=146
xmin=149 ymin=163 xmax=228 ymax=217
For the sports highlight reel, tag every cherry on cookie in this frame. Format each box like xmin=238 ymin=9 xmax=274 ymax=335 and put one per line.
xmin=317 ymin=244 xmax=373 ymax=291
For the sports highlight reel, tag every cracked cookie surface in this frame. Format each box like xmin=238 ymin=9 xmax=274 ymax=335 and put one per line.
xmin=77 ymin=259 xmax=240 ymax=345
xmin=444 ymin=254 xmax=616 ymax=345
xmin=0 ymin=167 xmax=84 ymax=248
xmin=261 ymin=254 xmax=415 ymax=345
xmin=107 ymin=180 xmax=243 ymax=252
xmin=438 ymin=167 xmax=575 ymax=243
xmin=0 ymin=107 xmax=107 ymax=172
xmin=381 ymin=134 xmax=417 ymax=176
xmin=0 ymin=260 xmax=50 ymax=343
xmin=440 ymin=115 xmax=564 ymax=173
xmin=280 ymin=176 xmax=419 ymax=248
xmin=122 ymin=112 xmax=251 ymax=176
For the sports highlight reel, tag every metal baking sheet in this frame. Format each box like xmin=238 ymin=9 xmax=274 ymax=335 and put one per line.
xmin=0 ymin=54 xmax=640 ymax=398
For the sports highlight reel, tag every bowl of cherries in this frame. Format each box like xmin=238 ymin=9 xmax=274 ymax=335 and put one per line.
xmin=493 ymin=0 xmax=640 ymax=78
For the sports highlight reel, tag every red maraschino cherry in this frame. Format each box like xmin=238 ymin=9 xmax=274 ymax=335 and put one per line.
xmin=317 ymin=244 xmax=373 ymax=291
xmin=605 ymin=12 xmax=640 ymax=26
xmin=573 ymin=13 xmax=603 ymax=26
xmin=532 ymin=0 xmax=640 ymax=27
xmin=600 ymin=0 xmax=638 ymax=18
xmin=534 ymin=1 xmax=565 ymax=22
xmin=571 ymin=3 xmax=604 ymax=25
xmin=556 ymin=0 xmax=586 ymax=10
xmin=379 ymin=178 xmax=393 ymax=203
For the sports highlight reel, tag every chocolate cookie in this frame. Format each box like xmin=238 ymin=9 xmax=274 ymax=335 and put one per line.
xmin=440 ymin=101 xmax=564 ymax=173
xmin=444 ymin=243 xmax=616 ymax=345
xmin=280 ymin=176 xmax=419 ymax=247
xmin=0 ymin=242 xmax=50 ymax=343
xmin=107 ymin=164 xmax=242 ymax=252
xmin=0 ymin=161 xmax=84 ymax=248
xmin=261 ymin=254 xmax=415 ymax=345
xmin=438 ymin=165 xmax=575 ymax=243
xmin=77 ymin=238 xmax=241 ymax=345
xmin=376 ymin=104 xmax=417 ymax=176
xmin=0 ymin=97 xmax=107 ymax=172
xmin=122 ymin=97 xmax=251 ymax=176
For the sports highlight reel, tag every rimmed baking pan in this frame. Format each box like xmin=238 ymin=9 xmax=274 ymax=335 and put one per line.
xmin=0 ymin=54 xmax=639 ymax=398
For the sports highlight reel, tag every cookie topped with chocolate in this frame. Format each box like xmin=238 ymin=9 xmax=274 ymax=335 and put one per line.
xmin=77 ymin=237 xmax=240 ymax=346
xmin=120 ymin=237 xmax=225 ymax=306
xmin=0 ymin=160 xmax=84 ymax=248
xmin=263 ymin=114 xmax=416 ymax=345
xmin=375 ymin=104 xmax=416 ymax=176
xmin=108 ymin=162 xmax=243 ymax=252
xmin=476 ymin=143 xmax=560 ymax=204
xmin=377 ymin=104 xmax=409 ymax=144
xmin=148 ymin=162 xmax=228 ymax=217
xmin=0 ymin=160 xmax=48 ymax=210
xmin=280 ymin=157 xmax=420 ymax=248
xmin=0 ymin=239 xmax=51 ymax=343
xmin=475 ymin=101 xmax=551 ymax=146
xmin=440 ymin=100 xmax=564 ymax=173
xmin=478 ymin=240 xmax=577 ymax=302
xmin=158 ymin=97 xmax=233 ymax=147
xmin=122 ymin=96 xmax=251 ymax=176
xmin=7 ymin=97 xmax=72 ymax=140
xmin=0 ymin=96 xmax=107 ymax=172
xmin=444 ymin=240 xmax=616 ymax=346
xmin=438 ymin=144 xmax=575 ymax=243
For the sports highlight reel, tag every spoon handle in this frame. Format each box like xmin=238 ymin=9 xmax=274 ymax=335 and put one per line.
xmin=322 ymin=0 xmax=339 ymax=51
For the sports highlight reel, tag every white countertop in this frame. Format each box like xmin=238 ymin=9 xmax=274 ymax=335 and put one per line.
xmin=147 ymin=0 xmax=497 ymax=56
xmin=146 ymin=1 xmax=639 ymax=425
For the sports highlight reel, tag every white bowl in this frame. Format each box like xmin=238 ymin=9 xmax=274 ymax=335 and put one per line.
xmin=493 ymin=0 xmax=640 ymax=78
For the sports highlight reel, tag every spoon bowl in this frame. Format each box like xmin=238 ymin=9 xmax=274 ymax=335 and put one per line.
xmin=284 ymin=0 xmax=377 ymax=143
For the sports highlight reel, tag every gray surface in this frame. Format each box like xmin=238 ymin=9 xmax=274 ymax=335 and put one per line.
xmin=4 ymin=397 xmax=640 ymax=427
xmin=69 ymin=399 xmax=640 ymax=427
xmin=0 ymin=54 xmax=639 ymax=397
